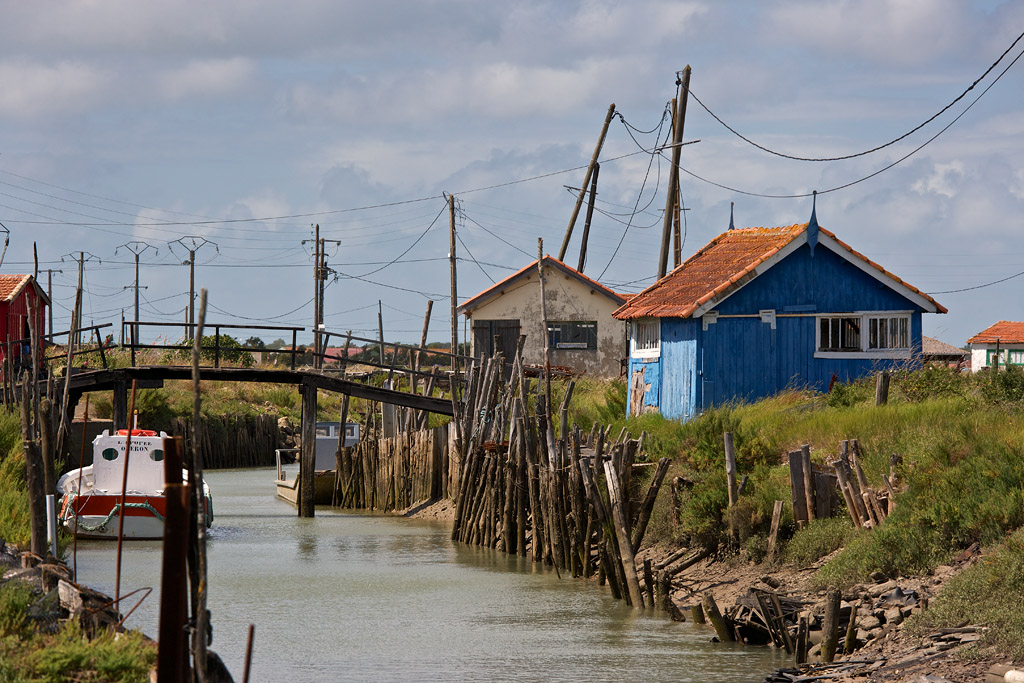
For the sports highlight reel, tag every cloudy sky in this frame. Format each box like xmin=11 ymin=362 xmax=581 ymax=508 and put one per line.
xmin=1 ymin=0 xmax=1021 ymax=349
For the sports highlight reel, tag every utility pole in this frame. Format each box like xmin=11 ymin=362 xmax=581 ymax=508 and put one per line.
xmin=169 ymin=236 xmax=218 ymax=340
xmin=560 ymin=103 xmax=616 ymax=262
xmin=318 ymin=237 xmax=326 ymax=366
xmin=577 ymin=163 xmax=600 ymax=273
xmin=115 ymin=241 xmax=157 ymax=353
xmin=301 ymin=226 xmax=339 ymax=369
xmin=60 ymin=252 xmax=101 ymax=347
xmin=448 ymin=194 xmax=458 ymax=372
xmin=311 ymin=225 xmax=321 ymax=364
xmin=658 ymin=66 xmax=691 ymax=280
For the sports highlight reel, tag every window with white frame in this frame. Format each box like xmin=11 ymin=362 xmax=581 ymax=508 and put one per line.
xmin=816 ymin=312 xmax=912 ymax=357
xmin=631 ymin=319 xmax=660 ymax=359
xmin=626 ymin=319 xmax=659 ymax=358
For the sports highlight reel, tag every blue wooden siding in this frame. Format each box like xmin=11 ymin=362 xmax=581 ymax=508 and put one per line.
xmin=661 ymin=318 xmax=700 ymax=420
xmin=646 ymin=241 xmax=930 ymax=420
xmin=626 ymin=356 xmax=661 ymax=414
xmin=715 ymin=243 xmax=918 ymax=314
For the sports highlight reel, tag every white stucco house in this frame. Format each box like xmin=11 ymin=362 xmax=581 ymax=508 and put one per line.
xmin=457 ymin=256 xmax=627 ymax=378
xmin=966 ymin=321 xmax=1024 ymax=372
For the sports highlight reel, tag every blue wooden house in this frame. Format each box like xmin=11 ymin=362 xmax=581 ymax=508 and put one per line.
xmin=612 ymin=214 xmax=946 ymax=419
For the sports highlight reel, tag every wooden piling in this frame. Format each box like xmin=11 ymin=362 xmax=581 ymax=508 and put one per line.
xmin=821 ymin=587 xmax=842 ymax=663
xmin=702 ymin=592 xmax=734 ymax=642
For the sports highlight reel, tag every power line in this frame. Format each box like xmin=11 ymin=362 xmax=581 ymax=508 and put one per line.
xmin=461 ymin=212 xmax=534 ymax=259
xmin=689 ymin=28 xmax=1024 ymax=163
xmin=454 ymin=230 xmax=495 ymax=284
xmin=663 ymin=39 xmax=1024 ymax=200
xmin=928 ymin=268 xmax=1024 ymax=294
xmin=598 ymin=112 xmax=672 ymax=279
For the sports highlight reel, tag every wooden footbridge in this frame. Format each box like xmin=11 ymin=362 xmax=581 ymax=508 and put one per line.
xmin=50 ymin=319 xmax=467 ymax=429
xmin=66 ymin=365 xmax=453 ymax=429
xmin=20 ymin=319 xmax=474 ymax=519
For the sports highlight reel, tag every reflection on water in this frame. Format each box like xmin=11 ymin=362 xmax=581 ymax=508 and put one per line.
xmin=72 ymin=468 xmax=785 ymax=682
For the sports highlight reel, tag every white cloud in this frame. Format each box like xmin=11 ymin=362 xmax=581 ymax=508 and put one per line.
xmin=158 ymin=58 xmax=257 ymax=101
xmin=912 ymin=161 xmax=965 ymax=198
xmin=768 ymin=0 xmax=969 ymax=66
xmin=0 ymin=61 xmax=109 ymax=118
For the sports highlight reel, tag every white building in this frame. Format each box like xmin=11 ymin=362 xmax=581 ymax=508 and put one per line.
xmin=457 ymin=256 xmax=627 ymax=378
xmin=966 ymin=321 xmax=1024 ymax=372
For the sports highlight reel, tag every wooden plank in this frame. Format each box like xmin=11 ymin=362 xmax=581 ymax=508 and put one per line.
xmin=766 ymin=500 xmax=784 ymax=562
xmin=801 ymin=444 xmax=815 ymax=522
xmin=604 ymin=459 xmax=644 ymax=608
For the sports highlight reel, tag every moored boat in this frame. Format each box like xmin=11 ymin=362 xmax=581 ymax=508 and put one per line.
xmin=275 ymin=421 xmax=359 ymax=506
xmin=57 ymin=428 xmax=213 ymax=540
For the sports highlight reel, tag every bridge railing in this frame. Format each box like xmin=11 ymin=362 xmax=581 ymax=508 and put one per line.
xmin=312 ymin=329 xmax=474 ymax=378
xmin=121 ymin=321 xmax=306 ymax=370
xmin=4 ymin=322 xmax=116 ymax=374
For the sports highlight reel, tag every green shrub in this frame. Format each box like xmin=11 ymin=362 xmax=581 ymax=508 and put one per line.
xmin=21 ymin=620 xmax=156 ymax=682
xmin=907 ymin=527 xmax=1024 ymax=660
xmin=825 ymin=377 xmax=873 ymax=407
xmin=176 ymin=334 xmax=255 ymax=367
xmin=0 ymin=581 xmax=35 ymax=640
xmin=0 ymin=449 xmax=30 ymax=548
xmin=785 ymin=517 xmax=855 ymax=567
xmin=892 ymin=364 xmax=968 ymax=403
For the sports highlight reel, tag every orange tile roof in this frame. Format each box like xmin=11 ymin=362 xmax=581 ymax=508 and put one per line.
xmin=458 ymin=256 xmax=625 ymax=313
xmin=0 ymin=274 xmax=33 ymax=302
xmin=614 ymin=223 xmax=947 ymax=320
xmin=966 ymin=321 xmax=1024 ymax=345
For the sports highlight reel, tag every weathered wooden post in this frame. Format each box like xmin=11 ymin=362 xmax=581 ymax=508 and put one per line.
xmin=604 ymin=459 xmax=643 ymax=608
xmin=724 ymin=432 xmax=738 ymax=544
xmin=299 ymin=381 xmax=317 ymax=518
xmin=766 ymin=500 xmax=784 ymax=562
xmin=20 ymin=377 xmax=46 ymax=557
xmin=158 ymin=436 xmax=192 ymax=683
xmin=875 ymin=370 xmax=890 ymax=406
xmin=702 ymin=592 xmax=735 ymax=642
xmin=111 ymin=379 xmax=129 ymax=431
xmin=788 ymin=450 xmax=808 ymax=528
xmin=801 ymin=444 xmax=815 ymax=522
xmin=821 ymin=587 xmax=842 ymax=663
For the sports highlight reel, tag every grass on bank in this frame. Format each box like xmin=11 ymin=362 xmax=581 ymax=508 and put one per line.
xmin=906 ymin=526 xmax=1024 ymax=660
xmin=567 ymin=366 xmax=1024 ymax=589
xmin=0 ymin=579 xmax=156 ymax=683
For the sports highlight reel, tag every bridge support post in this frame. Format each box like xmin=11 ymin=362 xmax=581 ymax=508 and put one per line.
xmin=299 ymin=381 xmax=317 ymax=518
xmin=112 ymin=380 xmax=129 ymax=431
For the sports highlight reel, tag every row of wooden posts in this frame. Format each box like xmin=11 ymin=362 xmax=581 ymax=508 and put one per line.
xmin=330 ymin=426 xmax=449 ymax=510
xmin=787 ymin=438 xmax=895 ymax=531
xmin=325 ymin=347 xmax=674 ymax=609
xmin=171 ymin=414 xmax=280 ymax=470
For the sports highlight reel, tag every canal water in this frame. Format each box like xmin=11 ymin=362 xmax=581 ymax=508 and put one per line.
xmin=73 ymin=468 xmax=786 ymax=682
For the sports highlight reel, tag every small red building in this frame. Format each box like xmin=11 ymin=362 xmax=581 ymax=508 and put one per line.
xmin=0 ymin=274 xmax=50 ymax=369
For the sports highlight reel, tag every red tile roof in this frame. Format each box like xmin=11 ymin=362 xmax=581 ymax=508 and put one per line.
xmin=0 ymin=274 xmax=33 ymax=302
xmin=614 ymin=223 xmax=946 ymax=320
xmin=967 ymin=321 xmax=1024 ymax=345
xmin=458 ymin=256 xmax=625 ymax=313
